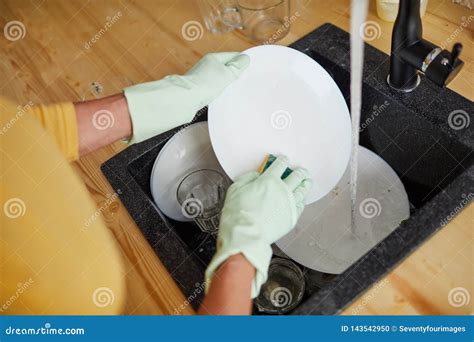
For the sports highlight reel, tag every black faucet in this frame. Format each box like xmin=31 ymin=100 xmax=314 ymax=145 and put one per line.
xmin=388 ymin=0 xmax=464 ymax=92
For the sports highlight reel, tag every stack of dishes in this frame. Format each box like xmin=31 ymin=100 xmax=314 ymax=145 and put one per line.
xmin=150 ymin=45 xmax=409 ymax=274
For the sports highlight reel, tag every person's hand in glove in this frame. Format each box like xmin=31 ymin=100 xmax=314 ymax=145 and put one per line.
xmin=199 ymin=156 xmax=312 ymax=315
xmin=124 ymin=52 xmax=249 ymax=143
xmin=74 ymin=52 xmax=249 ymax=154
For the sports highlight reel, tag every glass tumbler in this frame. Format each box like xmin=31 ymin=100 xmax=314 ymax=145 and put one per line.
xmin=198 ymin=0 xmax=291 ymax=43
xmin=198 ymin=0 xmax=243 ymax=34
xmin=177 ymin=169 xmax=231 ymax=234
xmin=255 ymin=257 xmax=305 ymax=314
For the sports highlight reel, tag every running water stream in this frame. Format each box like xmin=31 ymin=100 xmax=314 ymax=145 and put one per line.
xmin=349 ymin=0 xmax=369 ymax=233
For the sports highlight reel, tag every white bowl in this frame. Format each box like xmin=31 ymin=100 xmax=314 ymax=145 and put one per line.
xmin=150 ymin=122 xmax=225 ymax=222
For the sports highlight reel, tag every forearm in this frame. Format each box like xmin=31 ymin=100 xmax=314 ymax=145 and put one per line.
xmin=74 ymin=93 xmax=132 ymax=156
xmin=198 ymin=254 xmax=255 ymax=315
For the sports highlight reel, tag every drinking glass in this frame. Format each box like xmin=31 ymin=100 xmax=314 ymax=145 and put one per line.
xmin=198 ymin=0 xmax=243 ymax=34
xmin=255 ymin=257 xmax=305 ymax=314
xmin=177 ymin=169 xmax=231 ymax=234
xmin=198 ymin=0 xmax=291 ymax=43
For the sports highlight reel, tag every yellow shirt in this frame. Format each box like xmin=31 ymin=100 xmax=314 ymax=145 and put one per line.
xmin=0 ymin=97 xmax=124 ymax=314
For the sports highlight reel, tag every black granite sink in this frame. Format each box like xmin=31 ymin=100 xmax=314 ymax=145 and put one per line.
xmin=101 ymin=23 xmax=473 ymax=315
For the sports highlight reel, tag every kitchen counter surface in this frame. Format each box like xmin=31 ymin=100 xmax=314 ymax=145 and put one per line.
xmin=1 ymin=0 xmax=472 ymax=315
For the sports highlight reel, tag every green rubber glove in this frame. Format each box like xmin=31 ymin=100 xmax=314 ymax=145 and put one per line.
xmin=123 ymin=52 xmax=250 ymax=144
xmin=205 ymin=156 xmax=313 ymax=298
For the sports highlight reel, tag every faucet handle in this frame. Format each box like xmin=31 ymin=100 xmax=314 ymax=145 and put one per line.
xmin=431 ymin=42 xmax=464 ymax=87
xmin=450 ymin=43 xmax=462 ymax=66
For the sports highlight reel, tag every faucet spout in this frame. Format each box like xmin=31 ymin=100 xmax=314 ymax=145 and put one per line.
xmin=389 ymin=0 xmax=422 ymax=91
xmin=388 ymin=0 xmax=464 ymax=92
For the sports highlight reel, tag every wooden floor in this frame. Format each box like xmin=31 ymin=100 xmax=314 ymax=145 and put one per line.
xmin=1 ymin=0 xmax=472 ymax=315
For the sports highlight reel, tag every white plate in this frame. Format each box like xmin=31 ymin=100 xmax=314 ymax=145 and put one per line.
xmin=150 ymin=122 xmax=225 ymax=222
xmin=208 ymin=45 xmax=351 ymax=203
xmin=276 ymin=146 xmax=410 ymax=274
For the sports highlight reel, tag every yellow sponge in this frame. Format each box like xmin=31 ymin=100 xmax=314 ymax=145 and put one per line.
xmin=258 ymin=154 xmax=293 ymax=179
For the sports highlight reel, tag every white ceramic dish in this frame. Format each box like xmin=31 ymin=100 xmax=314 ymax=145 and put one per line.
xmin=150 ymin=122 xmax=225 ymax=222
xmin=208 ymin=45 xmax=351 ymax=203
xmin=276 ymin=146 xmax=410 ymax=274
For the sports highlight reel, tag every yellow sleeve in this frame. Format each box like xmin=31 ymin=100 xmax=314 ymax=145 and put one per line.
xmin=27 ymin=102 xmax=79 ymax=161
xmin=1 ymin=97 xmax=125 ymax=314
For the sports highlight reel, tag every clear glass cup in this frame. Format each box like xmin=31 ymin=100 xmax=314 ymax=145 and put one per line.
xmin=255 ymin=257 xmax=305 ymax=314
xmin=198 ymin=0 xmax=291 ymax=43
xmin=198 ymin=0 xmax=243 ymax=34
xmin=176 ymin=169 xmax=231 ymax=234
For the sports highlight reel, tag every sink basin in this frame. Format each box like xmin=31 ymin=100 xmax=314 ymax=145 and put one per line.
xmin=101 ymin=23 xmax=473 ymax=314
